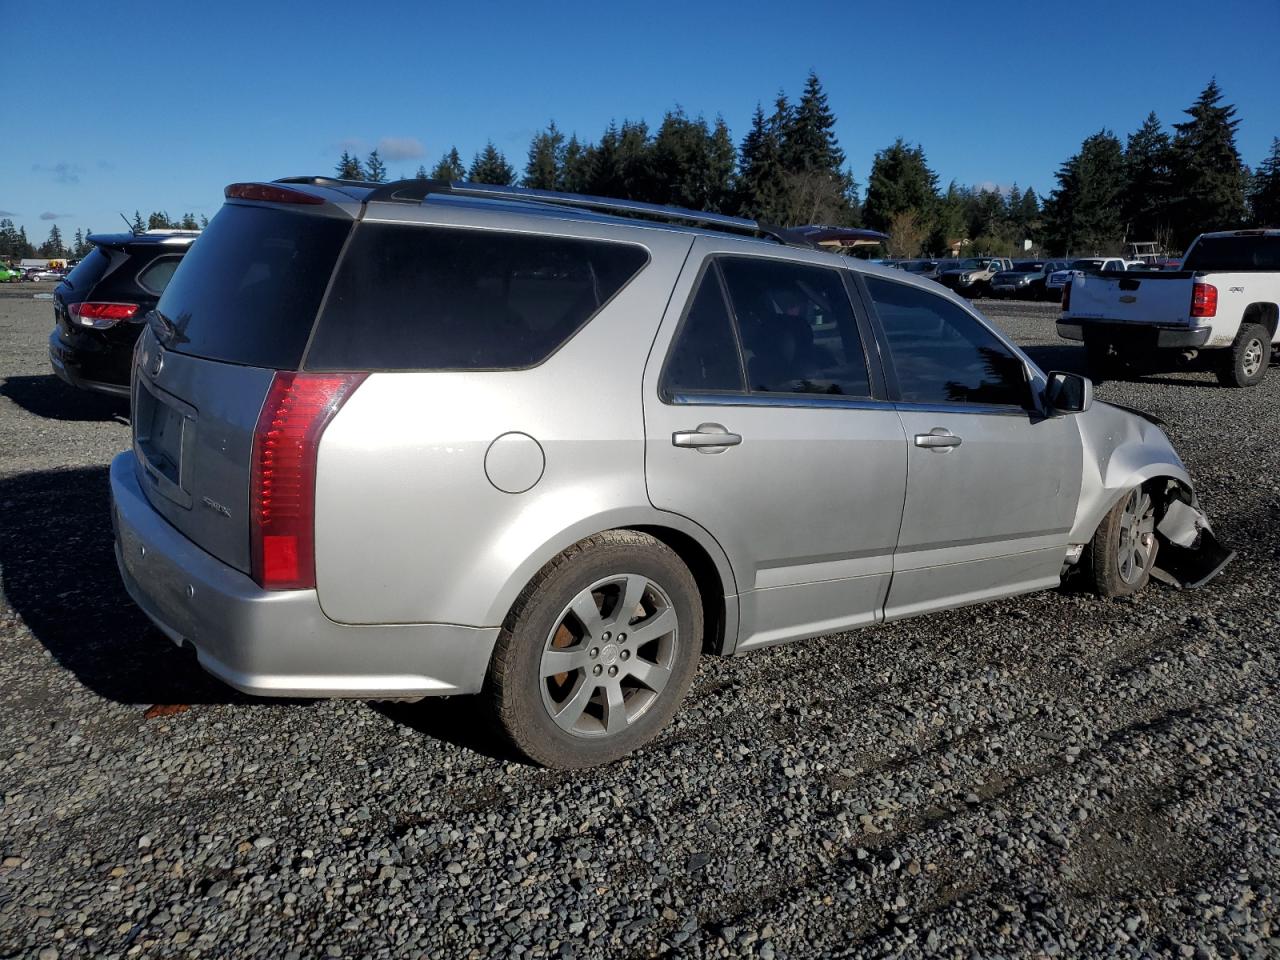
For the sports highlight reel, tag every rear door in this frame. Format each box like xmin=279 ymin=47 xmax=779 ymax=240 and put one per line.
xmin=860 ymin=275 xmax=1082 ymax=619
xmin=133 ymin=202 xmax=352 ymax=573
xmin=643 ymin=240 xmax=908 ymax=651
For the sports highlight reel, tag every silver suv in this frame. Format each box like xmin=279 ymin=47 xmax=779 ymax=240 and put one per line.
xmin=110 ymin=178 xmax=1233 ymax=768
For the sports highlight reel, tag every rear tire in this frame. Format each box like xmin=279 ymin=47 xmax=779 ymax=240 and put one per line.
xmin=1214 ymin=322 xmax=1270 ymax=388
xmin=487 ymin=531 xmax=702 ymax=768
xmin=1084 ymin=333 xmax=1122 ymax=381
xmin=1086 ymin=487 xmax=1158 ymax=598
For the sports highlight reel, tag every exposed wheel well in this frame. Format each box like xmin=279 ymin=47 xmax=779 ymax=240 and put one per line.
xmin=1243 ymin=302 xmax=1279 ymax=340
xmin=628 ymin=525 xmax=729 ymax=656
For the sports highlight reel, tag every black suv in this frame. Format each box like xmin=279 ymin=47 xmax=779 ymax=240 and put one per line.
xmin=49 ymin=231 xmax=199 ymax=396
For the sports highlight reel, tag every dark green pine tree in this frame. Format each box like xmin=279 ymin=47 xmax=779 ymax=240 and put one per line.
xmin=736 ymin=103 xmax=788 ymax=220
xmin=18 ymin=225 xmax=32 ymax=257
xmin=179 ymin=213 xmax=199 ymax=229
xmin=778 ymin=74 xmax=858 ymax=226
xmin=131 ymin=211 xmax=146 ymax=233
xmin=73 ymin=228 xmax=84 ymax=255
xmin=524 ymin=122 xmax=565 ymax=190
xmin=414 ymin=164 xmax=429 ymax=180
xmin=1169 ymin=79 xmax=1248 ymax=244
xmin=148 ymin=211 xmax=174 ymax=230
xmin=40 ymin=224 xmax=66 ymax=257
xmin=468 ymin=142 xmax=516 ymax=186
xmin=559 ymin=135 xmax=590 ymax=193
xmin=364 ymin=149 xmax=388 ymax=183
xmin=862 ymin=138 xmax=939 ymax=233
xmin=586 ymin=122 xmax=624 ymax=197
xmin=0 ymin=219 xmax=22 ymax=259
xmin=77 ymin=228 xmax=94 ymax=256
xmin=199 ymin=214 xmax=209 ymax=228
xmin=707 ymin=117 xmax=737 ymax=214
xmin=1249 ymin=137 xmax=1280 ymax=226
xmin=430 ymin=148 xmax=466 ymax=181
xmin=1044 ymin=130 xmax=1126 ymax=255
xmin=1123 ymin=112 xmax=1174 ymax=244
xmin=651 ymin=110 xmax=721 ymax=210
xmin=335 ymin=150 xmax=364 ymax=180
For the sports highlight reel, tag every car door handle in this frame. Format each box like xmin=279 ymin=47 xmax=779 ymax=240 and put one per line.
xmin=672 ymin=423 xmax=742 ymax=452
xmin=914 ymin=428 xmax=962 ymax=451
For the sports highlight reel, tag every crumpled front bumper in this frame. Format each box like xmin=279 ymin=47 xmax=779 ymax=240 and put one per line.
xmin=1151 ymin=498 xmax=1236 ymax=589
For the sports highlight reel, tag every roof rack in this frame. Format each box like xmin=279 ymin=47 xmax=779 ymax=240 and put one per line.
xmin=277 ymin=176 xmax=822 ymax=250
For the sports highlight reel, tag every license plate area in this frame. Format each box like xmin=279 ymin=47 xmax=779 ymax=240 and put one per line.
xmin=135 ymin=377 xmax=196 ymax=509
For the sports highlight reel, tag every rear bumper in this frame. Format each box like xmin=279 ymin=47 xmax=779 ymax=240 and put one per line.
xmin=1057 ymin=320 xmax=1213 ymax=348
xmin=110 ymin=452 xmax=499 ymax=698
xmin=48 ymin=329 xmax=132 ymax=397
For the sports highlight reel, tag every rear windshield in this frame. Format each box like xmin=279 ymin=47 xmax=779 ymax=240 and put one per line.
xmin=1183 ymin=235 xmax=1280 ymax=272
xmin=305 ymin=223 xmax=649 ymax=371
xmin=153 ymin=205 xmax=352 ymax=368
xmin=1011 ymin=261 xmax=1043 ymax=271
xmin=61 ymin=247 xmax=112 ymax=293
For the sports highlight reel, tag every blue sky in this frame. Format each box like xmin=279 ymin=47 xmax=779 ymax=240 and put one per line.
xmin=3 ymin=0 xmax=1278 ymax=245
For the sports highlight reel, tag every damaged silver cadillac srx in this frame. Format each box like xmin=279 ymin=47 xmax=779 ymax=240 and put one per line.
xmin=110 ymin=177 xmax=1234 ymax=768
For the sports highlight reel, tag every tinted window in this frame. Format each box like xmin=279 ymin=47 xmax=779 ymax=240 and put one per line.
xmin=136 ymin=255 xmax=182 ymax=295
xmin=1183 ymin=235 xmax=1280 ymax=272
xmin=1011 ymin=261 xmax=1044 ymax=271
xmin=307 ymin=224 xmax=648 ymax=371
xmin=865 ymin=277 xmax=1030 ymax=407
xmin=661 ymin=268 xmax=746 ymax=396
xmin=61 ymin=247 xmax=112 ymax=292
xmin=154 ymin=205 xmax=352 ymax=368
xmin=719 ymin=257 xmax=870 ymax=397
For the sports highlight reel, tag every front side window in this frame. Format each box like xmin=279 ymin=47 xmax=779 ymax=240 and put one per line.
xmin=865 ymin=276 xmax=1030 ymax=407
xmin=718 ymin=257 xmax=871 ymax=397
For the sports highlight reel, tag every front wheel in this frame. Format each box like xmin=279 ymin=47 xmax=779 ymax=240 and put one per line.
xmin=487 ymin=531 xmax=702 ymax=768
xmin=1215 ymin=323 xmax=1270 ymax=388
xmin=1086 ymin=487 xmax=1158 ymax=598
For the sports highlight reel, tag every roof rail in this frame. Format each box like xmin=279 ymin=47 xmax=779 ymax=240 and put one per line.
xmin=296 ymin=176 xmax=816 ymax=249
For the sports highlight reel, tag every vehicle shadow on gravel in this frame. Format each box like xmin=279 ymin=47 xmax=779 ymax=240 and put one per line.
xmin=1 ymin=375 xmax=129 ymax=423
xmin=375 ymin=698 xmax=527 ymax=765
xmin=0 ymin=465 xmax=266 ymax=706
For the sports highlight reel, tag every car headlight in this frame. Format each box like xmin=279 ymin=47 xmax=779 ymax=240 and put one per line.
xmin=960 ymin=274 xmax=971 ymax=283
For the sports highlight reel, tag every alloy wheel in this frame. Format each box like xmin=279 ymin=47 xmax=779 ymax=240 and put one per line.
xmin=1117 ymin=489 xmax=1156 ymax=585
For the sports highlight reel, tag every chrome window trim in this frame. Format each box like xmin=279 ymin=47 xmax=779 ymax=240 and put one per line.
xmin=668 ymin=392 xmax=896 ymax=412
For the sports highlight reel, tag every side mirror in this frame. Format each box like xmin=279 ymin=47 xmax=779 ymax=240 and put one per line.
xmin=1045 ymin=370 xmax=1093 ymax=414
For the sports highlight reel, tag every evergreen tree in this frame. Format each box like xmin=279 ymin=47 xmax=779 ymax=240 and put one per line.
xmin=862 ymin=138 xmax=939 ymax=233
xmin=73 ymin=228 xmax=84 ymax=254
xmin=335 ymin=150 xmax=364 ymax=180
xmin=364 ymin=149 xmax=388 ymax=183
xmin=148 ymin=211 xmax=174 ymax=230
xmin=781 ymin=72 xmax=845 ymax=174
xmin=927 ymin=182 xmax=968 ymax=256
xmin=650 ymin=110 xmax=733 ymax=211
xmin=414 ymin=164 xmax=429 ymax=180
xmin=0 ymin=219 xmax=26 ymax=259
xmin=40 ymin=224 xmax=66 ymax=257
xmin=200 ymin=214 xmax=209 ymax=228
xmin=1123 ymin=112 xmax=1174 ymax=243
xmin=430 ymin=147 xmax=466 ymax=181
xmin=1249 ymin=137 xmax=1280 ymax=226
xmin=524 ymin=121 xmax=565 ymax=190
xmin=179 ymin=213 xmax=199 ymax=229
xmin=131 ymin=211 xmax=145 ymax=233
xmin=468 ymin=142 xmax=516 ymax=186
xmin=1169 ymin=79 xmax=1248 ymax=244
xmin=18 ymin=226 xmax=32 ymax=257
xmin=736 ymin=103 xmax=788 ymax=220
xmin=559 ymin=135 xmax=590 ymax=193
xmin=75 ymin=228 xmax=94 ymax=257
xmin=1044 ymin=130 xmax=1126 ymax=255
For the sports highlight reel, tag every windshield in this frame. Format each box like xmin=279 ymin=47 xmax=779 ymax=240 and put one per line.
xmin=948 ymin=259 xmax=982 ymax=270
xmin=1010 ymin=261 xmax=1043 ymax=272
xmin=1070 ymin=259 xmax=1106 ymax=271
xmin=900 ymin=260 xmax=936 ymax=272
xmin=1183 ymin=234 xmax=1280 ymax=272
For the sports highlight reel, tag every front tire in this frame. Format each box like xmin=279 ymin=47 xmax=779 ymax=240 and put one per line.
xmin=1214 ymin=322 xmax=1270 ymax=388
xmin=487 ymin=531 xmax=702 ymax=768
xmin=1087 ymin=487 xmax=1158 ymax=598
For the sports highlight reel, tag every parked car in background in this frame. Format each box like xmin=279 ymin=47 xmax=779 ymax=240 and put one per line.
xmin=989 ymin=259 xmax=1072 ymax=300
xmin=31 ymin=268 xmax=66 ymax=281
xmin=0 ymin=264 xmax=24 ymax=282
xmin=897 ymin=259 xmax=947 ymax=282
xmin=1045 ymin=257 xmax=1128 ymax=300
xmin=938 ymin=257 xmax=1013 ymax=297
xmin=1059 ymin=229 xmax=1280 ymax=387
xmin=49 ymin=229 xmax=199 ymax=396
xmin=109 ymin=176 xmax=1231 ymax=769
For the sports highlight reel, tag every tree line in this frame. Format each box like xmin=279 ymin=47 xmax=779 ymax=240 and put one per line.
xmin=336 ymin=76 xmax=1279 ymax=259
xmin=0 ymin=210 xmax=208 ymax=262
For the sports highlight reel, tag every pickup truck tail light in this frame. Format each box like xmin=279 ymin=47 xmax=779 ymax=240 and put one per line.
xmin=69 ymin=301 xmax=139 ymax=329
xmin=1061 ymin=278 xmax=1071 ymax=312
xmin=1190 ymin=282 xmax=1218 ymax=318
xmin=250 ymin=372 xmax=366 ymax=590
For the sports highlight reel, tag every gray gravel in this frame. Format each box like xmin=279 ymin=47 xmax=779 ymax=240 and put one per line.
xmin=2 ymin=286 xmax=1278 ymax=959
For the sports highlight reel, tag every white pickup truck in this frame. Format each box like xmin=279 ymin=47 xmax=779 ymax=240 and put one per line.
xmin=1058 ymin=230 xmax=1280 ymax=387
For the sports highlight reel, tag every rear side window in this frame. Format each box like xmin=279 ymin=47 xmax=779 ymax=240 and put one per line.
xmin=154 ymin=205 xmax=352 ymax=368
xmin=1183 ymin=235 xmax=1280 ymax=272
xmin=305 ymin=224 xmax=648 ymax=371
xmin=866 ymin=276 xmax=1030 ymax=407
xmin=136 ymin=255 xmax=182 ymax=296
xmin=719 ymin=257 xmax=871 ymax=397
xmin=661 ymin=268 xmax=746 ymax=396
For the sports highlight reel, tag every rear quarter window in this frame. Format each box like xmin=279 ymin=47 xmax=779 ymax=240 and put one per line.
xmin=304 ymin=223 xmax=649 ymax=371
xmin=136 ymin=255 xmax=183 ymax=296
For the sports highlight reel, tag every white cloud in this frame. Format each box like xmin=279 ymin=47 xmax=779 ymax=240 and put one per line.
xmin=377 ymin=137 xmax=425 ymax=162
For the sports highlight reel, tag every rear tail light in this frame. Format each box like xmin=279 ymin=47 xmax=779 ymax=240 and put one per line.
xmin=250 ymin=372 xmax=366 ymax=590
xmin=1061 ymin=278 xmax=1071 ymax=312
xmin=1191 ymin=281 xmax=1218 ymax=318
xmin=69 ymin=301 xmax=139 ymax=329
xmin=225 ymin=183 xmax=325 ymax=205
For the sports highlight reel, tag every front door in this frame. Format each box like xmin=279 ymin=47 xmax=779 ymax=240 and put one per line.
xmin=860 ymin=274 xmax=1084 ymax=619
xmin=643 ymin=242 xmax=908 ymax=651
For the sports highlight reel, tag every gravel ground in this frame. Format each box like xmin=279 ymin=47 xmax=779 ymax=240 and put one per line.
xmin=1 ymin=285 xmax=1278 ymax=959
